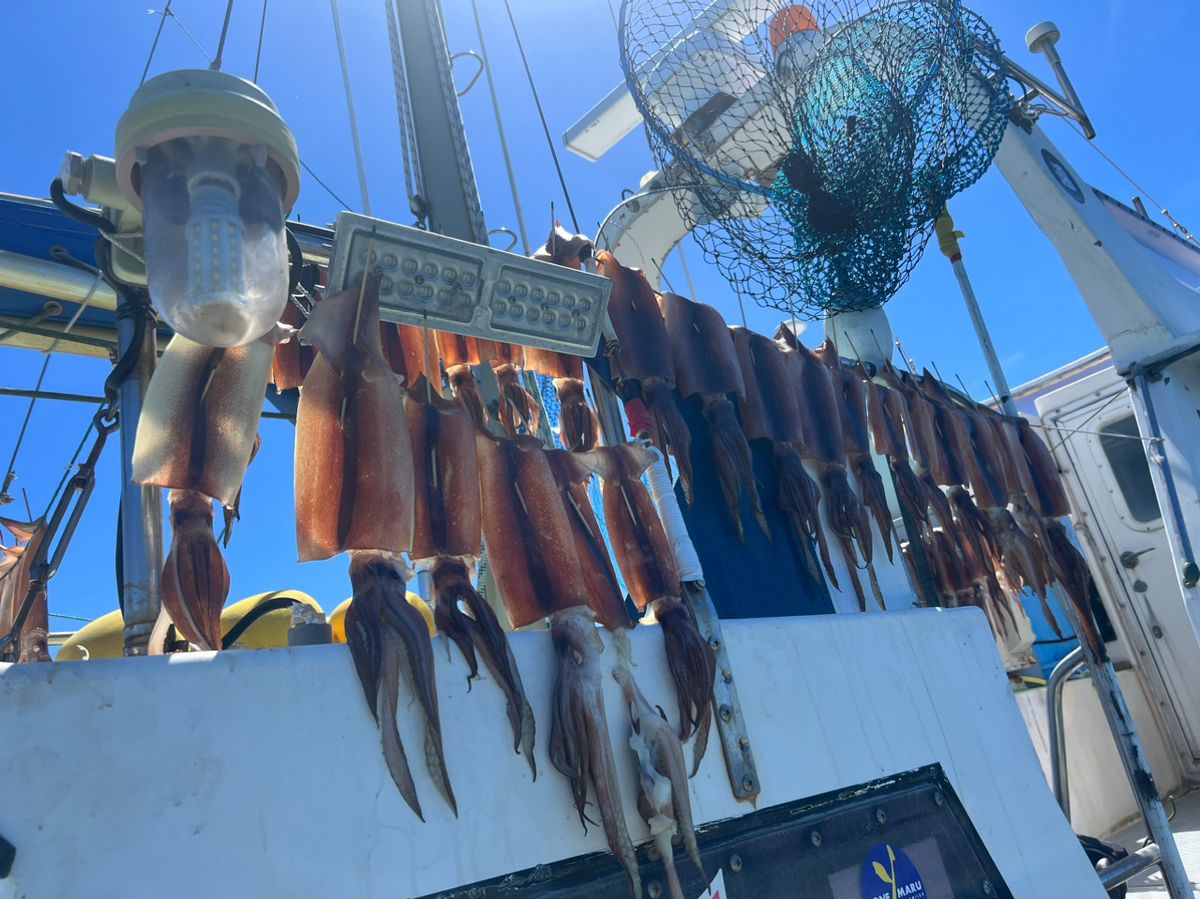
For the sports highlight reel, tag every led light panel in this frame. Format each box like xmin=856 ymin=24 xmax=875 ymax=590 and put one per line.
xmin=327 ymin=212 xmax=611 ymax=356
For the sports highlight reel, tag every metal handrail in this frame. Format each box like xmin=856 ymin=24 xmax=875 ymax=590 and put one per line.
xmin=1097 ymin=844 xmax=1162 ymax=891
xmin=1046 ymin=645 xmax=1086 ymax=818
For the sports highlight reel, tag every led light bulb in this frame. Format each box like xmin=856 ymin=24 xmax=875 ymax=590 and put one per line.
xmin=185 ymin=174 xmax=247 ymax=329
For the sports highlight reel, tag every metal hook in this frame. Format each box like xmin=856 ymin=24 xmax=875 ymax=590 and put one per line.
xmin=487 ymin=228 xmax=519 ymax=253
xmin=449 ymin=50 xmax=485 ymax=97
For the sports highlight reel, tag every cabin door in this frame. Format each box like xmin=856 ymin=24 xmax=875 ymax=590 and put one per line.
xmin=1041 ymin=371 xmax=1200 ymax=774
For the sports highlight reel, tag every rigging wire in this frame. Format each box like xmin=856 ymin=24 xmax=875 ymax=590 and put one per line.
xmin=210 ymin=0 xmax=237 ymax=72
xmin=468 ymin=0 xmax=531 ymax=254
xmin=330 ymin=0 xmax=372 ymax=214
xmin=300 ymin=158 xmax=353 ymax=212
xmin=253 ymin=0 xmax=269 ymax=83
xmin=499 ymin=0 xmax=580 ymax=233
xmin=1066 ymin=121 xmax=1196 ymax=244
xmin=140 ymin=0 xmax=174 ymax=86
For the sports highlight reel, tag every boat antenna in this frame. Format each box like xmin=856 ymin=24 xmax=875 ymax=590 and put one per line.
xmin=253 ymin=0 xmax=269 ymax=83
xmin=500 ymin=0 xmax=580 ymax=233
xmin=210 ymin=0 xmax=236 ymax=72
xmin=140 ymin=0 xmax=174 ymax=85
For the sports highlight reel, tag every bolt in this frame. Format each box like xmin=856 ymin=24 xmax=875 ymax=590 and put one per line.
xmin=719 ymin=704 xmax=732 ymax=722
xmin=708 ymin=635 xmax=721 ymax=651
xmin=647 ymin=844 xmax=660 ymax=861
xmin=810 ymin=830 xmax=822 ymax=847
xmin=647 ymin=881 xmax=662 ymax=898
xmin=741 ymin=774 xmax=756 ymax=793
xmin=738 ymin=736 xmax=750 ymax=751
xmin=982 ymin=879 xmax=994 ymax=895
xmin=729 ymin=853 xmax=743 ymax=873
xmin=875 ymin=808 xmax=887 ymax=825
xmin=934 ymin=790 xmax=944 ymax=807
xmin=722 ymin=668 xmax=733 ymax=684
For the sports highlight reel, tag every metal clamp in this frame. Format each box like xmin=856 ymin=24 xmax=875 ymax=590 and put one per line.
xmin=683 ymin=580 xmax=761 ymax=802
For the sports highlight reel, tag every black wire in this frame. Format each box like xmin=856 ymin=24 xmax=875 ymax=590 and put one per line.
xmin=300 ymin=159 xmax=353 ymax=211
xmin=210 ymin=0 xmax=236 ymax=72
xmin=221 ymin=597 xmax=301 ymax=648
xmin=499 ymin=0 xmax=580 ymax=233
xmin=141 ymin=0 xmax=174 ymax=86
xmin=50 ymin=179 xmax=115 ymax=234
xmin=253 ymin=0 xmax=269 ymax=82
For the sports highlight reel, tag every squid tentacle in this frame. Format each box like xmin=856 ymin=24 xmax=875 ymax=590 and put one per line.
xmin=852 ymin=456 xmax=894 ymax=562
xmin=773 ymin=444 xmax=837 ymax=589
xmin=703 ymin=395 xmax=770 ymax=544
xmin=494 ymin=363 xmax=540 ymax=437
xmin=556 ymin=377 xmax=599 ymax=452
xmin=447 ymin=364 xmax=487 ymax=427
xmin=548 ymin=606 xmax=642 ymax=899
xmin=161 ymin=490 xmax=229 ymax=651
xmin=348 ymin=552 xmax=458 ymax=817
xmin=430 ymin=556 xmax=537 ymax=778
xmin=643 ymin=380 xmax=693 ymax=505
xmin=653 ymin=596 xmax=716 ymax=775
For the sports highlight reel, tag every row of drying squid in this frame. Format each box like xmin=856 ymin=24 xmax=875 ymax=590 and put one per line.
xmin=0 ymin=221 xmax=1101 ymax=897
xmin=126 ymin=227 xmax=714 ymax=899
xmin=597 ymin=242 xmax=1094 ymax=646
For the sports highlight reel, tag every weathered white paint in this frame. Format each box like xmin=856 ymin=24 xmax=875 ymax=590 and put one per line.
xmin=1017 ymin=671 xmax=1183 ymax=837
xmin=0 ymin=609 xmax=1103 ymax=898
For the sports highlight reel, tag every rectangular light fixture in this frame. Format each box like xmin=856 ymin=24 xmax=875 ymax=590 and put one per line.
xmin=327 ymin=212 xmax=611 ymax=356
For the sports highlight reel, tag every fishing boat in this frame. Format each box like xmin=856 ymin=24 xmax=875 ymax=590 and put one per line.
xmin=2 ymin=2 xmax=1199 ymax=897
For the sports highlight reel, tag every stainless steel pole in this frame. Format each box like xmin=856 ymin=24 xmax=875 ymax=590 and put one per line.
xmin=1046 ymin=645 xmax=1086 ymax=819
xmin=935 ymin=208 xmax=1019 ymax=416
xmin=116 ymin=302 xmax=163 ymax=655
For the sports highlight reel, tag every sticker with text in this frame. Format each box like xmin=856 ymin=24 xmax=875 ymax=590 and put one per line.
xmin=698 ymin=867 xmax=726 ymax=899
xmin=861 ymin=843 xmax=927 ymax=899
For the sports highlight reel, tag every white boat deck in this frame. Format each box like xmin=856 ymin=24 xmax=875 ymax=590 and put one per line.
xmin=1110 ymin=789 xmax=1200 ymax=896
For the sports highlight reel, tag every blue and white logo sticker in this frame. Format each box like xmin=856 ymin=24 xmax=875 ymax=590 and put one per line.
xmin=861 ymin=843 xmax=928 ymax=899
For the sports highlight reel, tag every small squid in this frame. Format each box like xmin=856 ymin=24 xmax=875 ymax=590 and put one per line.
xmin=134 ymin=324 xmax=284 ymax=649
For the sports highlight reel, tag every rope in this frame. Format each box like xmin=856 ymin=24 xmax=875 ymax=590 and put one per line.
xmin=0 ymin=357 xmax=51 ymax=504
xmin=500 ymin=0 xmax=580 ymax=233
xmin=210 ymin=0 xmax=236 ymax=72
xmin=330 ymin=0 xmax=372 ymax=214
xmin=253 ymin=0 xmax=269 ymax=83
xmin=469 ymin=0 xmax=531 ymax=254
xmin=140 ymin=0 xmax=174 ymax=85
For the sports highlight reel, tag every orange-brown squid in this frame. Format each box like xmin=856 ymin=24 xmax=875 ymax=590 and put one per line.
xmin=133 ymin=326 xmax=283 ymax=649
xmin=597 ymin=252 xmax=693 ymax=503
xmin=662 ymin=293 xmax=768 ymax=544
xmin=294 ymin=273 xmax=454 ymax=820
xmin=588 ymin=444 xmax=716 ymax=773
xmin=406 ymin=389 xmax=535 ymax=774
xmin=0 ymin=517 xmax=50 ymax=662
xmin=475 ymin=434 xmax=641 ymax=897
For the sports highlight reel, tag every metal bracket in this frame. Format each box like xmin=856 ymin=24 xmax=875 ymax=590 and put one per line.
xmin=682 ymin=580 xmax=760 ymax=803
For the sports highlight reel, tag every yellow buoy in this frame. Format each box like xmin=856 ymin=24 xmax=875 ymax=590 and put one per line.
xmin=328 ymin=593 xmax=436 ymax=644
xmin=55 ymin=590 xmax=323 ymax=660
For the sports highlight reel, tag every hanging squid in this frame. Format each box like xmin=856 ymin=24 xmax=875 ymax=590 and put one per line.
xmin=0 ymin=517 xmax=50 ymax=662
xmin=816 ymin=346 xmax=895 ymax=563
xmin=523 ymin=226 xmax=601 ymax=451
xmin=597 ymin=251 xmax=693 ymax=503
xmin=474 ymin=433 xmax=641 ymax=898
xmin=779 ymin=331 xmax=881 ymax=610
xmin=437 ymin=332 xmax=499 ymax=428
xmin=662 ymin=293 xmax=768 ymax=543
xmin=587 ymin=444 xmax=716 ymax=773
xmin=294 ymin=273 xmax=454 ymax=820
xmin=406 ymin=388 xmax=536 ymax=775
xmin=879 ymin=365 xmax=957 ymax=524
xmin=730 ymin=327 xmax=833 ymax=587
xmin=545 ymin=448 xmax=703 ymax=894
xmin=133 ymin=325 xmax=283 ymax=649
xmin=489 ymin=341 xmax=542 ymax=437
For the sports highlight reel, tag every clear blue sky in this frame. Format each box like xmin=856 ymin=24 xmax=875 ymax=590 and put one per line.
xmin=1 ymin=0 xmax=1197 ymax=628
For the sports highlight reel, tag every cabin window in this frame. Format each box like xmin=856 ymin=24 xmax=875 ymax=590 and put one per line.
xmin=1099 ymin=415 xmax=1161 ymax=523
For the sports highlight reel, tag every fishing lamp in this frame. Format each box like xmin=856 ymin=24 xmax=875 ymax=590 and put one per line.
xmin=114 ymin=70 xmax=301 ymax=347
xmin=327 ymin=212 xmax=612 ymax=357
